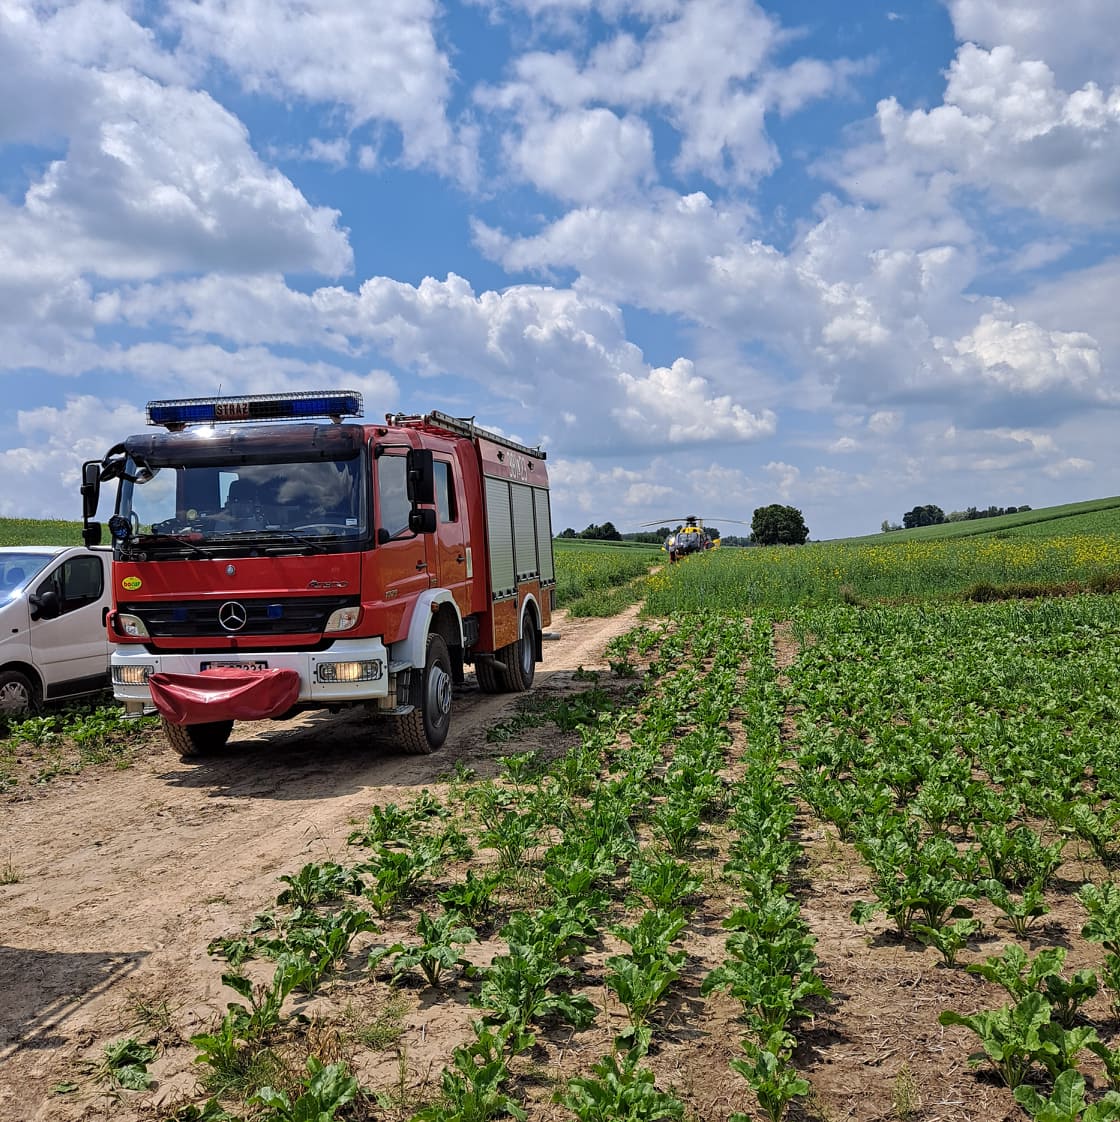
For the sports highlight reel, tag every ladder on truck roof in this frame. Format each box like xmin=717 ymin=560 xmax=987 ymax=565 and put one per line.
xmin=388 ymin=410 xmax=546 ymax=460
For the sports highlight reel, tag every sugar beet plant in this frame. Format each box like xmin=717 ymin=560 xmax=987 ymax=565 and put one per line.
xmin=187 ymin=790 xmax=477 ymax=1113
xmin=698 ymin=614 xmax=826 ymax=1122
xmin=179 ymin=611 xmax=824 ymax=1121
xmin=787 ymin=595 xmax=1120 ymax=1107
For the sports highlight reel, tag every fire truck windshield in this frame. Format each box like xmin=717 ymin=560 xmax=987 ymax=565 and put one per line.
xmin=119 ymin=455 xmax=368 ymax=553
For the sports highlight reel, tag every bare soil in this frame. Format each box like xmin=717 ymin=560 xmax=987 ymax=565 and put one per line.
xmin=0 ymin=609 xmax=1108 ymax=1121
xmin=0 ymin=608 xmax=641 ymax=1121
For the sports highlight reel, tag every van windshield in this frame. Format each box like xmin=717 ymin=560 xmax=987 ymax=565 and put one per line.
xmin=0 ymin=553 xmax=54 ymax=596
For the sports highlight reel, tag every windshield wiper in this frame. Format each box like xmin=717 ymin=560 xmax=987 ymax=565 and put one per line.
xmin=213 ymin=529 xmax=329 ymax=554
xmin=134 ymin=532 xmax=214 ymax=559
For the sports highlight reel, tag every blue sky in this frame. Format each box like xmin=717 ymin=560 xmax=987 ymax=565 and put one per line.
xmin=3 ymin=0 xmax=1120 ymax=540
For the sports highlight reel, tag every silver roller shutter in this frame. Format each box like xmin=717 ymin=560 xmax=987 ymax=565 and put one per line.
xmin=534 ymin=488 xmax=554 ymax=583
xmin=511 ymin=483 xmax=537 ymax=581
xmin=485 ymin=476 xmax=516 ymax=598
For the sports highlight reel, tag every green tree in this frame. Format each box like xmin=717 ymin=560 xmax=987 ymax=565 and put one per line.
xmin=577 ymin=522 xmax=624 ymax=541
xmin=751 ymin=505 xmax=809 ymax=546
xmin=902 ymin=504 xmax=946 ymax=528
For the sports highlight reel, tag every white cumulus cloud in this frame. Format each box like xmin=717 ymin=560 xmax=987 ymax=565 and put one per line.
xmin=169 ymin=0 xmax=475 ymax=180
xmin=866 ymin=44 xmax=1120 ymax=225
xmin=948 ymin=313 xmax=1109 ymax=397
xmin=946 ymin=0 xmax=1120 ymax=87
xmin=615 ymin=358 xmax=776 ymax=444
xmin=508 ymin=108 xmax=655 ymax=202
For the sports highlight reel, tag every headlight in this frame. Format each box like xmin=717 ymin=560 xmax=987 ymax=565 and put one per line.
xmin=317 ymin=660 xmax=383 ymax=683
xmin=324 ymin=606 xmax=360 ymax=633
xmin=115 ymin=613 xmax=150 ymax=638
xmin=113 ymin=664 xmax=154 ymax=686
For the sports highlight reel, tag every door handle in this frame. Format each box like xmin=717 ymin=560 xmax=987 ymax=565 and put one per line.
xmin=415 ymin=560 xmax=427 ymax=571
xmin=456 ymin=554 xmax=465 ymax=564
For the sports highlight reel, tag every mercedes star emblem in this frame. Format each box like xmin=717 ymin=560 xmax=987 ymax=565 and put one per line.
xmin=218 ymin=601 xmax=248 ymax=631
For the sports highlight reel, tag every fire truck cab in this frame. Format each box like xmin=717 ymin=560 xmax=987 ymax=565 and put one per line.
xmin=80 ymin=392 xmax=555 ymax=758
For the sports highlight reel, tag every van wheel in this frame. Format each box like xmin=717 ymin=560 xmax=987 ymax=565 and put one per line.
xmin=397 ymin=635 xmax=452 ymax=754
xmin=0 ymin=670 xmax=37 ymax=717
xmin=161 ymin=717 xmax=234 ymax=759
xmin=502 ymin=615 xmax=537 ymax=692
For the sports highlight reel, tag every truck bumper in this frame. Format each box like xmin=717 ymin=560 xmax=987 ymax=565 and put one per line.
xmin=110 ymin=637 xmax=390 ymax=715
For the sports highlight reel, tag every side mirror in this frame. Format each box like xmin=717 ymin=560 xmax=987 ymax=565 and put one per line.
xmin=81 ymin=461 xmax=101 ymax=519
xmin=406 ymin=448 xmax=435 ymax=506
xmin=81 ymin=460 xmax=103 ymax=547
xmin=409 ymin=508 xmax=437 ymax=535
xmin=29 ymin=589 xmax=61 ymax=622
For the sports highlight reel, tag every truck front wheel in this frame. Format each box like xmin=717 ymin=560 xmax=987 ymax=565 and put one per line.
xmin=397 ymin=634 xmax=452 ymax=754
xmin=161 ymin=717 xmax=234 ymax=759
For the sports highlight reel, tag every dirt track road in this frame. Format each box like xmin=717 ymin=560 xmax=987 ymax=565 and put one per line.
xmin=0 ymin=607 xmax=641 ymax=1121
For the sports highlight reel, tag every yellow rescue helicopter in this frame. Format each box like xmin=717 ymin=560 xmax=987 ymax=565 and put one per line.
xmin=642 ymin=515 xmax=744 ymax=562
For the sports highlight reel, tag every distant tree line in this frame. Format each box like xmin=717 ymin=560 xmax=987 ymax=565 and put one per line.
xmin=622 ymin=528 xmax=673 ymax=544
xmin=558 ymin=522 xmax=622 ymax=541
xmin=562 ymin=505 xmax=811 ymax=548
xmin=882 ymin=503 xmax=1033 ymax=532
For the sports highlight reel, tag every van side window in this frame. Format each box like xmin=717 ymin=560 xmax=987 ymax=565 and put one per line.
xmin=434 ymin=461 xmax=456 ymax=523
xmin=35 ymin=555 xmax=104 ymax=614
xmin=376 ymin=455 xmax=411 ymax=539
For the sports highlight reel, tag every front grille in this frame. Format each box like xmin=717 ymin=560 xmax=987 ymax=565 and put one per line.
xmin=119 ymin=596 xmax=356 ymax=638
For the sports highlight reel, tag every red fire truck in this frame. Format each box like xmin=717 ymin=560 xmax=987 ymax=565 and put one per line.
xmin=79 ymin=391 xmax=555 ymax=758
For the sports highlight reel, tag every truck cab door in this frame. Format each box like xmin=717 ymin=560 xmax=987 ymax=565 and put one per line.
xmin=431 ymin=458 xmax=471 ymax=616
xmin=374 ymin=452 xmax=431 ymax=617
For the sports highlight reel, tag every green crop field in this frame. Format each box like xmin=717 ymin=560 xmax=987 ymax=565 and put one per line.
xmin=839 ymin=494 xmax=1120 ymax=544
xmin=554 ymin=537 xmax=661 ymax=552
xmin=9 ymin=501 xmax=1120 ymax=1120
xmin=0 ymin=517 xmax=84 ymax=547
xmin=24 ymin=598 xmax=1120 ymax=1122
xmin=553 ymin=538 xmax=662 ymax=614
xmin=645 ymin=518 xmax=1120 ymax=615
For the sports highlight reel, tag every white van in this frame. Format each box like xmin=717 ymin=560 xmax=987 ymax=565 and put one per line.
xmin=0 ymin=546 xmax=113 ymax=715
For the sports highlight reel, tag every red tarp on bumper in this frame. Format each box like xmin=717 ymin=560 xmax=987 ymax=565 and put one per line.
xmin=148 ymin=668 xmax=300 ymax=725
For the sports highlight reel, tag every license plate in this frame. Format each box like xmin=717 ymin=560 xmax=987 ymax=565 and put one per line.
xmin=201 ymin=660 xmax=268 ymax=672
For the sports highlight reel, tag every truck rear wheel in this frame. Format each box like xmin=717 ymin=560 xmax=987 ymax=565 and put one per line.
xmin=161 ymin=717 xmax=234 ymax=759
xmin=474 ymin=655 xmax=505 ymax=694
xmin=397 ymin=634 xmax=452 ymax=754
xmin=501 ymin=615 xmax=537 ymax=692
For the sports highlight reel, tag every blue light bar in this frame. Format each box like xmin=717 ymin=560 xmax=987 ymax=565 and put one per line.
xmin=146 ymin=391 xmax=364 ymax=428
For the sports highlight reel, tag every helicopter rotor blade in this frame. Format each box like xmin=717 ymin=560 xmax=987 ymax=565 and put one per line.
xmin=638 ymin=515 xmax=750 ymax=528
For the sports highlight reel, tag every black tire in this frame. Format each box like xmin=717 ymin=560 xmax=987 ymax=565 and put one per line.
xmin=0 ymin=669 xmax=38 ymax=717
xmin=474 ymin=655 xmax=506 ymax=694
xmin=161 ymin=717 xmax=234 ymax=759
xmin=501 ymin=613 xmax=537 ymax=692
xmin=397 ymin=634 xmax=452 ymax=754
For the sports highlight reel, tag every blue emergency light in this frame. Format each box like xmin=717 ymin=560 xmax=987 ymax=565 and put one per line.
xmin=146 ymin=391 xmax=364 ymax=428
